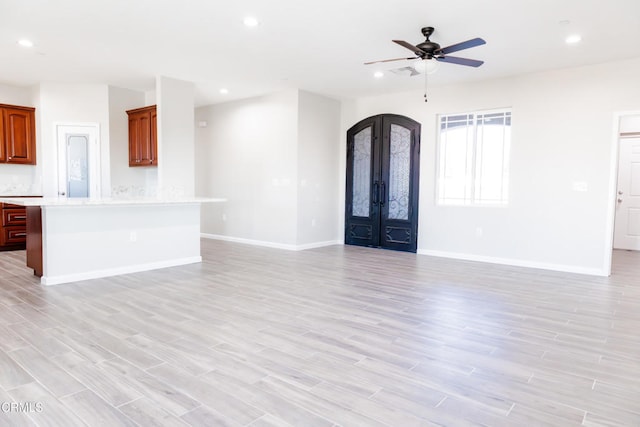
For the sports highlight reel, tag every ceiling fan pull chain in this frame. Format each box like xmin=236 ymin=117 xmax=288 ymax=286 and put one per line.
xmin=424 ymin=65 xmax=428 ymax=102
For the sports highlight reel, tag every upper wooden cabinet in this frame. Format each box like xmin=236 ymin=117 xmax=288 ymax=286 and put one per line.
xmin=0 ymin=104 xmax=36 ymax=165
xmin=127 ymin=105 xmax=157 ymax=167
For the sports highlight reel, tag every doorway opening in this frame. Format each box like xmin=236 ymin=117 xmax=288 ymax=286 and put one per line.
xmin=607 ymin=112 xmax=640 ymax=275
xmin=613 ymin=134 xmax=640 ymax=251
xmin=56 ymin=124 xmax=101 ymax=198
xmin=345 ymin=114 xmax=421 ymax=252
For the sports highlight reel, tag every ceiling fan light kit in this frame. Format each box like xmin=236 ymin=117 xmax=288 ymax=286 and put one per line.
xmin=365 ymin=26 xmax=486 ymax=102
xmin=413 ymin=59 xmax=439 ymax=75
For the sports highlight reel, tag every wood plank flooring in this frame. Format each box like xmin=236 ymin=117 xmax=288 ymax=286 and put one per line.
xmin=0 ymin=240 xmax=639 ymax=426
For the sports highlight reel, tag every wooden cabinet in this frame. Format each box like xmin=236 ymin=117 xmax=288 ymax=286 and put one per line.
xmin=0 ymin=203 xmax=27 ymax=250
xmin=26 ymin=206 xmax=42 ymax=277
xmin=0 ymin=104 xmax=36 ymax=165
xmin=127 ymin=105 xmax=157 ymax=166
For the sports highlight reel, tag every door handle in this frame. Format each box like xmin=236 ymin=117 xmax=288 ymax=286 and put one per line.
xmin=618 ymin=198 xmax=623 ymax=203
xmin=380 ymin=181 xmax=386 ymax=206
xmin=372 ymin=181 xmax=379 ymax=205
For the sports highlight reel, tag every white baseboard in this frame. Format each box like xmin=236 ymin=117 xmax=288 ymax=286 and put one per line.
xmin=296 ymin=240 xmax=343 ymax=250
xmin=201 ymin=233 xmax=340 ymax=251
xmin=41 ymin=256 xmax=202 ymax=286
xmin=200 ymin=234 xmax=605 ymax=276
xmin=417 ymin=249 xmax=608 ymax=277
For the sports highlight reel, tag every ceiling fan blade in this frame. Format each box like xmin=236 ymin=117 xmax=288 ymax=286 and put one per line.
xmin=436 ymin=38 xmax=486 ymax=55
xmin=436 ymin=55 xmax=484 ymax=67
xmin=392 ymin=40 xmax=424 ymax=55
xmin=364 ymin=57 xmax=415 ymax=65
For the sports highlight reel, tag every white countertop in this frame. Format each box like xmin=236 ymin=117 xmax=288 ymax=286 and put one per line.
xmin=0 ymin=196 xmax=226 ymax=207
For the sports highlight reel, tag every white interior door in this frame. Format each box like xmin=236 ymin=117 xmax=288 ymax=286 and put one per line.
xmin=614 ymin=137 xmax=640 ymax=250
xmin=57 ymin=124 xmax=101 ymax=198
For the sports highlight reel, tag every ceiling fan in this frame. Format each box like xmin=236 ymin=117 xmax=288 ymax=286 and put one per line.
xmin=366 ymin=26 xmax=485 ymax=102
xmin=365 ymin=26 xmax=486 ymax=69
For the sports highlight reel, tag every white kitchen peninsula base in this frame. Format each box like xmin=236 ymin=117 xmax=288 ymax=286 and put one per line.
xmin=0 ymin=197 xmax=224 ymax=285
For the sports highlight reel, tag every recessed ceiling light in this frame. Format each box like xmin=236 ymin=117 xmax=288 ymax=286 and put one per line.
xmin=219 ymin=88 xmax=229 ymax=94
xmin=374 ymin=71 xmax=384 ymax=79
xmin=17 ymin=39 xmax=34 ymax=48
xmin=243 ymin=16 xmax=259 ymax=27
xmin=565 ymin=34 xmax=582 ymax=44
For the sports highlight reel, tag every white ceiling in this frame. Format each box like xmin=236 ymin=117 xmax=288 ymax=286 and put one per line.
xmin=2 ymin=0 xmax=640 ymax=107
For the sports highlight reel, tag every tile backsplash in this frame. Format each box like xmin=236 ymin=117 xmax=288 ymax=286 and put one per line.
xmin=111 ymin=185 xmax=157 ymax=198
xmin=0 ymin=182 xmax=42 ymax=196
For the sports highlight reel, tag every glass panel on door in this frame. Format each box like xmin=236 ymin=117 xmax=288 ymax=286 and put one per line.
xmin=388 ymin=124 xmax=411 ymax=220
xmin=352 ymin=127 xmax=372 ymax=217
xmin=66 ymin=134 xmax=90 ymax=198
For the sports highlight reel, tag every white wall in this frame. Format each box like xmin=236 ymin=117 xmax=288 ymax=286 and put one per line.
xmin=342 ymin=57 xmax=640 ymax=275
xmin=297 ymin=91 xmax=341 ymax=245
xmin=195 ymin=90 xmax=299 ymax=246
xmin=0 ymin=83 xmax=32 ymax=106
xmin=195 ymin=89 xmax=342 ymax=248
xmin=195 ymin=90 xmax=341 ymax=249
xmin=157 ymin=76 xmax=195 ymax=197
xmin=108 ymin=86 xmax=158 ymax=196
xmin=0 ymin=83 xmax=41 ymax=195
xmin=35 ymin=83 xmax=111 ymax=197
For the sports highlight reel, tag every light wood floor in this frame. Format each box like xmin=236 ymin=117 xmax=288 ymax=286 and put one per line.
xmin=0 ymin=240 xmax=639 ymax=426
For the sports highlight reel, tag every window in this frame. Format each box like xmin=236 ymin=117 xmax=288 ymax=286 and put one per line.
xmin=437 ymin=109 xmax=511 ymax=205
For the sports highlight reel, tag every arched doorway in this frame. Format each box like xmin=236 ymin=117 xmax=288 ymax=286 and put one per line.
xmin=345 ymin=114 xmax=421 ymax=252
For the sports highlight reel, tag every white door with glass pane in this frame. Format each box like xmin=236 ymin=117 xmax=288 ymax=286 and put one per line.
xmin=614 ymin=137 xmax=640 ymax=250
xmin=56 ymin=124 xmax=101 ymax=198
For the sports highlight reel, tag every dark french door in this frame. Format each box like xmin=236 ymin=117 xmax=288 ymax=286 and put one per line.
xmin=345 ymin=114 xmax=421 ymax=252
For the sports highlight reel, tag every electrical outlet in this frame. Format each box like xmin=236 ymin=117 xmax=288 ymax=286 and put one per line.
xmin=129 ymin=231 xmax=137 ymax=242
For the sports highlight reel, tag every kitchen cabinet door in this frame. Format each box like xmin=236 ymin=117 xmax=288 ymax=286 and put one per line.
xmin=127 ymin=105 xmax=157 ymax=167
xmin=0 ymin=203 xmax=28 ymax=250
xmin=1 ymin=105 xmax=36 ymax=165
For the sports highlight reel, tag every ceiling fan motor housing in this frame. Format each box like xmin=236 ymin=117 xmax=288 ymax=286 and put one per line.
xmin=416 ymin=27 xmax=440 ymax=58
xmin=415 ymin=41 xmax=441 ymax=58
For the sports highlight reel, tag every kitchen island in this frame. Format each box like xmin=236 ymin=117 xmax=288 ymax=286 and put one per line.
xmin=0 ymin=197 xmax=225 ymax=285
